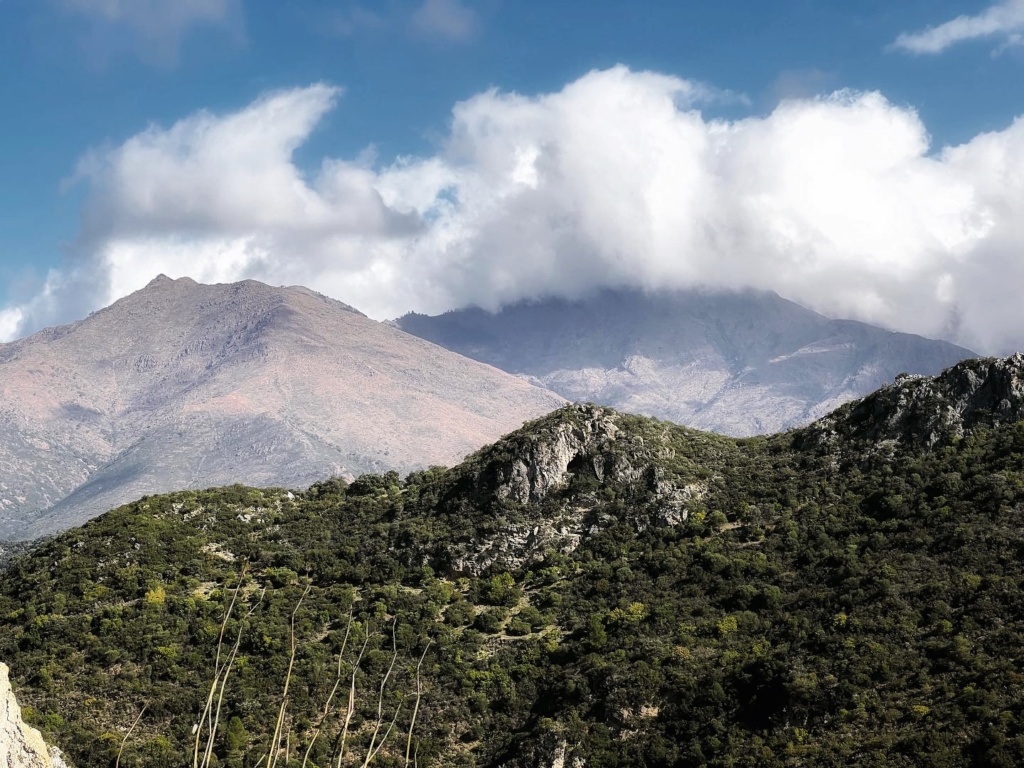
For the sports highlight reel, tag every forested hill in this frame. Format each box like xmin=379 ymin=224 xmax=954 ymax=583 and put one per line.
xmin=2 ymin=355 xmax=1024 ymax=767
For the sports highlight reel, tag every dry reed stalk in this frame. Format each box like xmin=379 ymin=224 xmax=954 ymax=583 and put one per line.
xmin=200 ymin=591 xmax=264 ymax=768
xmin=363 ymin=701 xmax=402 ymax=766
xmin=336 ymin=627 xmax=371 ymax=767
xmin=301 ymin=608 xmax=354 ymax=768
xmin=115 ymin=702 xmax=148 ymax=768
xmin=193 ymin=568 xmax=246 ymax=768
xmin=404 ymin=642 xmax=431 ymax=767
xmin=268 ymin=583 xmax=311 ymax=768
xmin=361 ymin=620 xmax=400 ymax=767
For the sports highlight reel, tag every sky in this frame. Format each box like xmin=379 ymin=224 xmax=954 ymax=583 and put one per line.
xmin=1 ymin=1 xmax=1023 ymax=353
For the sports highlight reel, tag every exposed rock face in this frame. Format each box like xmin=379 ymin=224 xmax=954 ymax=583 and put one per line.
xmin=800 ymin=353 xmax=1024 ymax=451
xmin=0 ymin=276 xmax=564 ymax=540
xmin=446 ymin=405 xmax=706 ymax=574
xmin=489 ymin=407 xmax=624 ymax=504
xmin=0 ymin=662 xmax=57 ymax=768
xmin=396 ymin=288 xmax=975 ymax=437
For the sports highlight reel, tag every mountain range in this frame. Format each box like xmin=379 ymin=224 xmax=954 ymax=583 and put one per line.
xmin=2 ymin=354 xmax=1024 ymax=767
xmin=396 ymin=288 xmax=974 ymax=435
xmin=0 ymin=276 xmax=562 ymax=540
xmin=0 ymin=278 xmax=977 ymax=541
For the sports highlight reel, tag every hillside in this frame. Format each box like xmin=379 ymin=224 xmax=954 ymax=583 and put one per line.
xmin=396 ymin=288 xmax=974 ymax=436
xmin=0 ymin=276 xmax=564 ymax=540
xmin=2 ymin=355 xmax=1024 ymax=766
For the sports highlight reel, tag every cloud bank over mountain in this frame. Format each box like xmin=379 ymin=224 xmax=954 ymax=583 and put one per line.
xmin=5 ymin=66 xmax=1024 ymax=353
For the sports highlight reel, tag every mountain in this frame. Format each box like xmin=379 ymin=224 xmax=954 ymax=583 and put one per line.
xmin=3 ymin=356 xmax=1024 ymax=767
xmin=0 ymin=276 xmax=563 ymax=540
xmin=395 ymin=288 xmax=975 ymax=436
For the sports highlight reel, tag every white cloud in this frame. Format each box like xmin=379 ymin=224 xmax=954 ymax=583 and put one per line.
xmin=410 ymin=0 xmax=480 ymax=43
xmin=893 ymin=0 xmax=1024 ymax=54
xmin=6 ymin=66 xmax=1024 ymax=354
xmin=62 ymin=0 xmax=240 ymax=63
xmin=0 ymin=308 xmax=23 ymax=344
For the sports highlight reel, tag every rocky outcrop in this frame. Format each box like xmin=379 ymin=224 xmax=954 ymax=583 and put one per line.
xmin=0 ymin=662 xmax=59 ymax=768
xmin=495 ymin=733 xmax=586 ymax=768
xmin=799 ymin=354 xmax=1024 ymax=452
xmin=446 ymin=405 xmax=707 ymax=574
xmin=488 ymin=405 xmax=628 ymax=504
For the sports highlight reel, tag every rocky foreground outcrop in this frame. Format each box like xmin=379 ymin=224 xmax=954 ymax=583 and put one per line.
xmin=0 ymin=662 xmax=64 ymax=768
xmin=485 ymin=405 xmax=631 ymax=505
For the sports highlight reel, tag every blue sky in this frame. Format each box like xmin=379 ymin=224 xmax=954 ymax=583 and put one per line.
xmin=2 ymin=1 xmax=1024 ymax=351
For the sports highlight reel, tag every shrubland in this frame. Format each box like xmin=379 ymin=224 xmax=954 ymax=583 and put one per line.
xmin=2 ymin=358 xmax=1024 ymax=766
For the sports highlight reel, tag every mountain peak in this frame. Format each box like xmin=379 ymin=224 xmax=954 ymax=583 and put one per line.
xmin=800 ymin=352 xmax=1024 ymax=451
xmin=0 ymin=276 xmax=564 ymax=540
xmin=140 ymin=274 xmax=202 ymax=294
xmin=145 ymin=273 xmax=172 ymax=287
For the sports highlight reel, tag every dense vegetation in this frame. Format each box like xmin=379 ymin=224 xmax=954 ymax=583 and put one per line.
xmin=2 ymin=392 xmax=1024 ymax=767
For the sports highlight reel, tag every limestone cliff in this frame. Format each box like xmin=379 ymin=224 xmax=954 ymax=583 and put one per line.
xmin=486 ymin=405 xmax=628 ymax=504
xmin=0 ymin=662 xmax=62 ymax=768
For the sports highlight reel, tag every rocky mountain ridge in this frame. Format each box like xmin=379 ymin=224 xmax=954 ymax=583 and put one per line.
xmin=396 ymin=288 xmax=975 ymax=436
xmin=441 ymin=353 xmax=1024 ymax=576
xmin=799 ymin=352 xmax=1024 ymax=451
xmin=416 ymin=400 xmax=760 ymax=579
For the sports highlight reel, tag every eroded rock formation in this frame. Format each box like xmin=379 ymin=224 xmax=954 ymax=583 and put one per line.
xmin=801 ymin=353 xmax=1024 ymax=451
xmin=0 ymin=662 xmax=59 ymax=768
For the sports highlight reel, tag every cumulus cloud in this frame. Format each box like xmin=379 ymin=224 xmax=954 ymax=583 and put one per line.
xmin=893 ymin=0 xmax=1024 ymax=54
xmin=0 ymin=308 xmax=23 ymax=343
xmin=4 ymin=65 xmax=1024 ymax=354
xmin=62 ymin=0 xmax=241 ymax=63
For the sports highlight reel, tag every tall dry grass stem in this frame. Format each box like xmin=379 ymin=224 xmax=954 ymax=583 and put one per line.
xmin=201 ymin=591 xmax=264 ymax=768
xmin=115 ymin=702 xmax=148 ymax=768
xmin=193 ymin=567 xmax=246 ymax=768
xmin=405 ymin=642 xmax=431 ymax=767
xmin=268 ymin=583 xmax=311 ymax=768
xmin=336 ymin=624 xmax=371 ymax=767
xmin=302 ymin=608 xmax=354 ymax=768
xmin=361 ymin=620 xmax=400 ymax=767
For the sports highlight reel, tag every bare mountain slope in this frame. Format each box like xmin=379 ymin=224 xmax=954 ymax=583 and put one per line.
xmin=396 ymin=288 xmax=976 ymax=436
xmin=0 ymin=276 xmax=564 ymax=539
